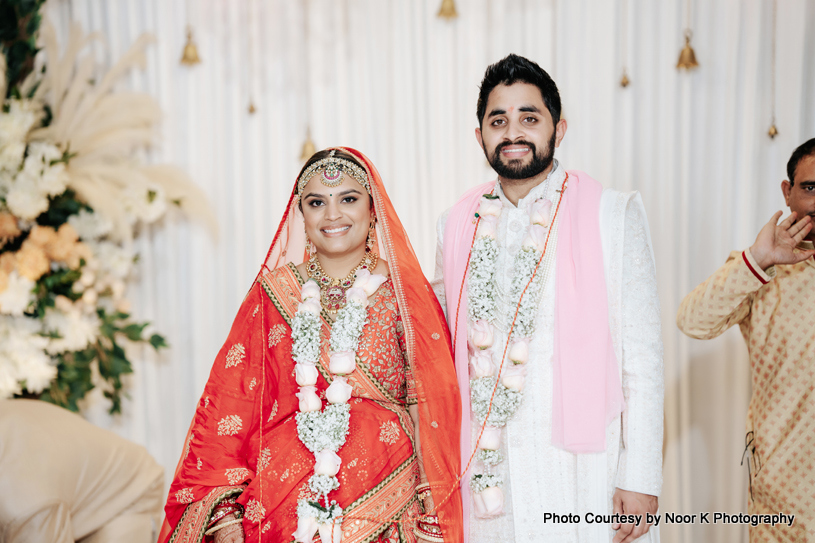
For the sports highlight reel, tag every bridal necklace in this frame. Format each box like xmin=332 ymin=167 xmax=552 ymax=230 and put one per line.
xmin=306 ymin=249 xmax=379 ymax=313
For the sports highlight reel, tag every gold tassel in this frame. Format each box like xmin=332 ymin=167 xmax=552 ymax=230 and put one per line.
xmin=437 ymin=0 xmax=458 ymax=20
xmin=768 ymin=124 xmax=779 ymax=139
xmin=180 ymin=27 xmax=201 ymax=66
xmin=676 ymin=30 xmax=699 ymax=70
xmin=300 ymin=128 xmax=316 ymax=161
xmin=620 ymin=69 xmax=630 ymax=88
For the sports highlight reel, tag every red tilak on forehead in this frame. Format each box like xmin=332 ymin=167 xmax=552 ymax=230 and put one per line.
xmin=507 ymin=106 xmax=515 ymax=113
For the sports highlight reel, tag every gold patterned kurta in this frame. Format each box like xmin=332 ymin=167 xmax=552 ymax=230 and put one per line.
xmin=677 ymin=246 xmax=815 ymax=542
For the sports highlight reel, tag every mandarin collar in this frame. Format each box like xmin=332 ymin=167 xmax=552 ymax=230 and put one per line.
xmin=496 ymin=159 xmax=566 ymax=209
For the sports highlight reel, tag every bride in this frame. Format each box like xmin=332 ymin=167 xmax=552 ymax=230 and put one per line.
xmin=158 ymin=148 xmax=462 ymax=543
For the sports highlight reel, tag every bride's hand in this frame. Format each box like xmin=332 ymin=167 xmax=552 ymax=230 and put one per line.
xmin=213 ymin=519 xmax=244 ymax=543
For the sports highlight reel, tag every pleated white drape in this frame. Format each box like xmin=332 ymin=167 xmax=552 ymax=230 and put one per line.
xmin=43 ymin=1 xmax=815 ymax=542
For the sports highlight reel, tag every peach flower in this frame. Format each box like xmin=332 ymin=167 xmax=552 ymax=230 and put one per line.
xmin=508 ymin=338 xmax=530 ymax=364
xmin=325 ymin=376 xmax=353 ymax=404
xmin=352 ymin=269 xmax=387 ymax=296
xmin=0 ymin=212 xmax=21 ymax=241
xmin=301 ymin=280 xmax=320 ymax=301
xmin=477 ymin=426 xmax=502 ymax=451
xmin=477 ymin=196 xmax=503 ymax=217
xmin=522 ymin=224 xmax=547 ymax=253
xmin=313 ymin=449 xmax=342 ymax=476
xmin=469 ymin=350 xmax=495 ymax=379
xmin=473 ymin=486 xmax=505 ymax=518
xmin=501 ymin=364 xmax=527 ymax=392
xmin=0 ymin=252 xmax=16 ymax=274
xmin=292 ymin=516 xmax=319 ymax=543
xmin=469 ymin=320 xmax=494 ymax=350
xmin=529 ymin=198 xmax=552 ymax=227
xmin=295 ymin=363 xmax=319 ymax=387
xmin=0 ymin=270 xmax=8 ymax=294
xmin=476 ymin=215 xmax=499 ymax=240
xmin=295 ymin=386 xmax=322 ymax=412
xmin=329 ymin=351 xmax=357 ymax=375
xmin=16 ymin=242 xmax=50 ymax=281
xmin=27 ymin=225 xmax=56 ymax=247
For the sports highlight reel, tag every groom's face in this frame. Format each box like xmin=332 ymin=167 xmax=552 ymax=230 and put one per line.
xmin=476 ymin=82 xmax=565 ymax=181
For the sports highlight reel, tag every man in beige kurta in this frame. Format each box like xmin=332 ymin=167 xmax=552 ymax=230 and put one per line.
xmin=677 ymin=139 xmax=815 ymax=542
xmin=0 ymin=399 xmax=164 ymax=543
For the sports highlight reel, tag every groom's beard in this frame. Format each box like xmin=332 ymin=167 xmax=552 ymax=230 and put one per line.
xmin=487 ymin=132 xmax=556 ymax=181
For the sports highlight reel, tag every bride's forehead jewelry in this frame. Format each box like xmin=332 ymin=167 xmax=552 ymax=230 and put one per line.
xmin=297 ymin=150 xmax=371 ymax=194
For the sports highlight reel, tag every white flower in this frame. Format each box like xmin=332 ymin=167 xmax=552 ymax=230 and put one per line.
xmin=318 ymin=521 xmax=343 ymax=543
xmin=0 ymin=143 xmax=25 ymax=174
xmin=325 ymin=376 xmax=353 ymax=404
xmin=529 ymin=198 xmax=552 ymax=227
xmin=0 ymin=271 xmax=35 ymax=316
xmin=476 ymin=214 xmax=499 ymax=239
xmin=68 ymin=209 xmax=113 ymax=241
xmin=477 ymin=426 xmax=502 ymax=451
xmin=508 ymin=338 xmax=530 ymax=364
xmin=297 ymin=298 xmax=322 ymax=316
xmin=328 ymin=351 xmax=356 ymax=375
xmin=296 ymin=385 xmax=323 ymax=412
xmin=5 ymin=181 xmax=49 ymax=220
xmin=43 ymin=307 xmax=100 ymax=354
xmin=295 ymin=363 xmax=319 ymax=386
xmin=473 ymin=486 xmax=505 ymax=518
xmin=293 ymin=516 xmax=319 ymax=543
xmin=345 ymin=287 xmax=368 ymax=308
xmin=501 ymin=364 xmax=527 ymax=392
xmin=313 ymin=449 xmax=342 ymax=476
xmin=123 ymin=183 xmax=168 ymax=223
xmin=301 ymin=280 xmax=320 ymax=301
xmin=23 ymin=143 xmax=67 ymax=197
xmin=0 ymin=315 xmax=54 ymax=397
xmin=469 ymin=350 xmax=495 ymax=378
xmin=469 ymin=320 xmax=494 ymax=350
xmin=352 ymin=269 xmax=387 ymax=296
xmin=80 ymin=288 xmax=98 ymax=307
xmin=522 ymin=224 xmax=547 ymax=253
xmin=88 ymin=241 xmax=134 ymax=279
xmin=477 ymin=196 xmax=502 ymax=217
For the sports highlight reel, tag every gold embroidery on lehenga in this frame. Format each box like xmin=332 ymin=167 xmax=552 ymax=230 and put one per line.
xmin=268 ymin=323 xmax=287 ymax=347
xmin=225 ymin=343 xmax=245 ymax=368
xmin=216 ymin=415 xmax=242 ymax=436
xmin=175 ymin=488 xmax=195 ymax=504
xmin=379 ymin=421 xmax=401 ymax=445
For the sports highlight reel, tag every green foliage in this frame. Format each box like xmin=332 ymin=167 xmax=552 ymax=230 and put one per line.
xmin=36 ymin=308 xmax=168 ymax=414
xmin=0 ymin=0 xmax=47 ymax=99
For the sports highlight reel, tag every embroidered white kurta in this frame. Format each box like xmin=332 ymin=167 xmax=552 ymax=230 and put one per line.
xmin=432 ymin=163 xmax=664 ymax=542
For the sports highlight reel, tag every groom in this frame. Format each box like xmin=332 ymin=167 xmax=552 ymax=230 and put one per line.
xmin=432 ymin=54 xmax=664 ymax=542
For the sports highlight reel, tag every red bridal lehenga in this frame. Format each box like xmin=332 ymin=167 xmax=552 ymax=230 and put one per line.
xmin=158 ymin=148 xmax=462 ymax=543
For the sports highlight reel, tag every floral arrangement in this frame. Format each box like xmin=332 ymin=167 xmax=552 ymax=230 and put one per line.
xmin=291 ymin=270 xmax=385 ymax=543
xmin=0 ymin=13 xmax=214 ymax=413
xmin=466 ymin=192 xmax=558 ymax=519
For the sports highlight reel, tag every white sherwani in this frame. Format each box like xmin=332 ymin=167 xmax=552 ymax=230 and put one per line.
xmin=432 ymin=162 xmax=664 ymax=542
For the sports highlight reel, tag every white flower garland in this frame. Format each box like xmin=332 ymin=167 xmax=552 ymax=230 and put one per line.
xmin=290 ymin=270 xmax=386 ymax=543
xmin=466 ymin=192 xmax=558 ymax=517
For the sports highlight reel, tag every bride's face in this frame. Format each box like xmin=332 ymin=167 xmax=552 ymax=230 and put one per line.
xmin=300 ymin=173 xmax=372 ymax=261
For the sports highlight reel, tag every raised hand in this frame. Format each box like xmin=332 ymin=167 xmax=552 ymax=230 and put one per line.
xmin=749 ymin=211 xmax=815 ymax=270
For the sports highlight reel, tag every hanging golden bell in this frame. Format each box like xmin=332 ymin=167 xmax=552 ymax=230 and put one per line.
xmin=768 ymin=123 xmax=779 ymax=139
xmin=300 ymin=129 xmax=316 ymax=161
xmin=676 ymin=30 xmax=699 ymax=70
xmin=180 ymin=27 xmax=201 ymax=66
xmin=620 ymin=70 xmax=630 ymax=88
xmin=437 ymin=0 xmax=458 ymax=20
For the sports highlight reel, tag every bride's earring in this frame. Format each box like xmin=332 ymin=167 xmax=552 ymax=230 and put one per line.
xmin=367 ymin=221 xmax=376 ymax=251
xmin=306 ymin=236 xmax=316 ymax=256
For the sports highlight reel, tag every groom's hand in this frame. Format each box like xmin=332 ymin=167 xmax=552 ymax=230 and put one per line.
xmin=611 ymin=488 xmax=658 ymax=543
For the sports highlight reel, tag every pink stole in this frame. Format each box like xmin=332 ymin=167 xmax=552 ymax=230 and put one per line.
xmin=442 ymin=171 xmax=624 ymax=533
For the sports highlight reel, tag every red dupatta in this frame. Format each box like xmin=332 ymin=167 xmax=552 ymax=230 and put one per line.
xmin=159 ymin=148 xmax=462 ymax=542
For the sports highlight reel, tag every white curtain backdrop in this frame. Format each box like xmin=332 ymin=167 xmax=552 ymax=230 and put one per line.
xmin=43 ymin=1 xmax=815 ymax=542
